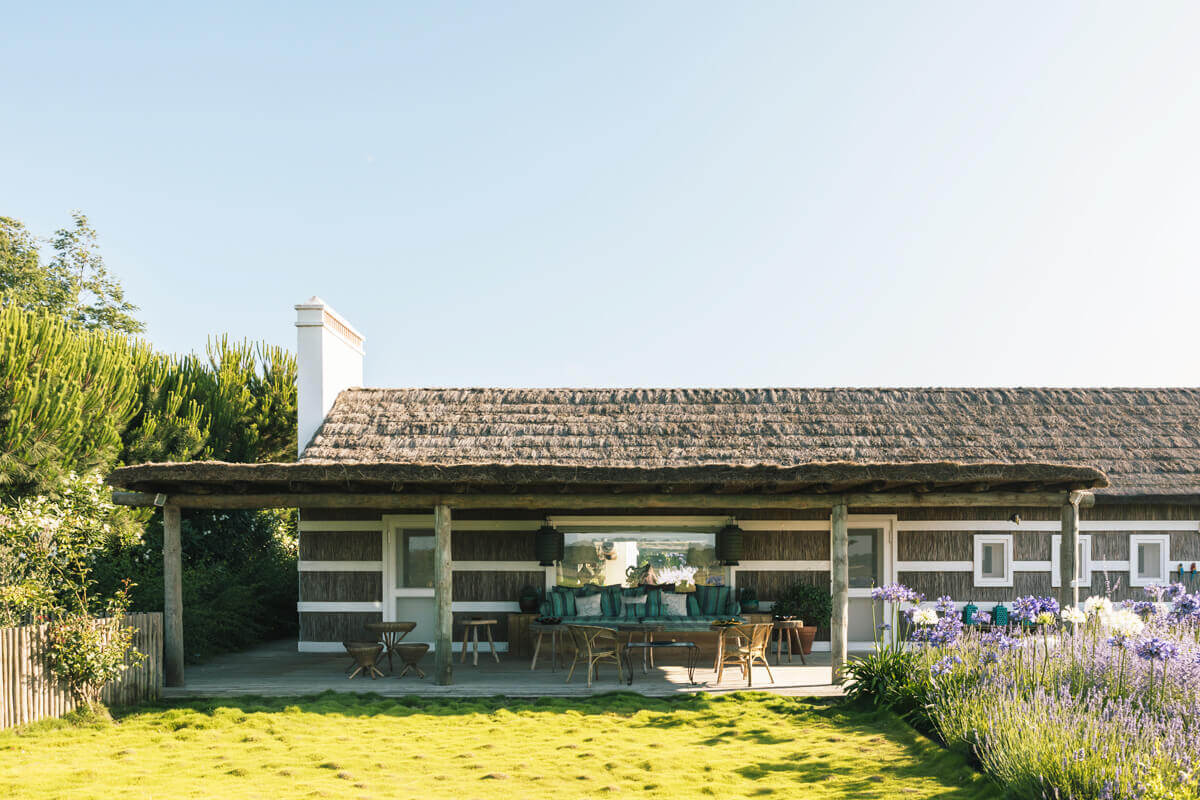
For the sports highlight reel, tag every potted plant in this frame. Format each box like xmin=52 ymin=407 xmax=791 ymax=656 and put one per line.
xmin=738 ymin=586 xmax=759 ymax=613
xmin=772 ymin=583 xmax=832 ymax=655
xmin=517 ymin=585 xmax=541 ymax=614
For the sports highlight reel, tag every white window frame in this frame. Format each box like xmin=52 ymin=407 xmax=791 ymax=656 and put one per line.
xmin=973 ymin=534 xmax=1014 ymax=587
xmin=1051 ymin=534 xmax=1091 ymax=588
xmin=1129 ymin=534 xmax=1171 ymax=587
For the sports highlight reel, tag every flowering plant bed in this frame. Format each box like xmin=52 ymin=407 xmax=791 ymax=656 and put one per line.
xmin=846 ymin=582 xmax=1200 ymax=800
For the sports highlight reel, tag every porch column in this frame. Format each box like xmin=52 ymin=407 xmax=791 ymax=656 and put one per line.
xmin=830 ymin=501 xmax=849 ymax=685
xmin=163 ymin=504 xmax=185 ymax=687
xmin=1058 ymin=495 xmax=1081 ymax=611
xmin=433 ymin=504 xmax=453 ymax=685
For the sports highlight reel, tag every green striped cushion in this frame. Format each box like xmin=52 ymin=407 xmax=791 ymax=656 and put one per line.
xmin=686 ymin=593 xmax=701 ymax=617
xmin=645 ymin=588 xmax=662 ymax=618
xmin=698 ymin=585 xmax=730 ymax=616
xmin=600 ymin=585 xmax=623 ymax=617
xmin=550 ymin=587 xmax=576 ymax=617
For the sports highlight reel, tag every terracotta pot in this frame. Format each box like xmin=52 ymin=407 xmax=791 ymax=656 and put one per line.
xmin=518 ymin=596 xmax=540 ymax=614
xmin=795 ymin=625 xmax=817 ymax=655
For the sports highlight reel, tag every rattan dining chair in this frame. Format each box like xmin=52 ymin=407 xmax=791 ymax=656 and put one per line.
xmin=565 ymin=624 xmax=624 ymax=688
xmin=716 ymin=623 xmax=775 ymax=687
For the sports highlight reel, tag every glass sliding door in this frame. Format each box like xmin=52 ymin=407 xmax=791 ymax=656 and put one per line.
xmin=845 ymin=519 xmax=894 ymax=648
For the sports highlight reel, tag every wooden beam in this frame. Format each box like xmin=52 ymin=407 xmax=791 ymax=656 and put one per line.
xmin=830 ymin=502 xmax=849 ymax=685
xmin=1058 ymin=498 xmax=1081 ymax=611
xmin=112 ymin=490 xmax=1096 ymax=511
xmin=162 ymin=505 xmax=185 ymax=687
xmin=433 ymin=504 xmax=453 ymax=686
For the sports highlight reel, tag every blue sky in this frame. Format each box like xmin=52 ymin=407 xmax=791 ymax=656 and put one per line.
xmin=4 ymin=3 xmax=1199 ymax=387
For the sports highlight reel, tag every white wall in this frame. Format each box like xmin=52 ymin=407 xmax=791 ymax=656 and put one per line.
xmin=295 ymin=297 xmax=365 ymax=455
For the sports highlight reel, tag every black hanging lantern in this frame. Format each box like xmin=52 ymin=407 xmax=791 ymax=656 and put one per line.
xmin=717 ymin=523 xmax=743 ymax=566
xmin=535 ymin=524 xmax=564 ymax=567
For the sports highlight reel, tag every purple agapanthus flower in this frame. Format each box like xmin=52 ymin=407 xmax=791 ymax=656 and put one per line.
xmin=935 ymin=595 xmax=956 ymax=614
xmin=1135 ymin=637 xmax=1180 ymax=662
xmin=1145 ymin=582 xmax=1186 ymax=602
xmin=1012 ymin=595 xmax=1060 ymax=623
xmin=870 ymin=582 xmax=924 ymax=604
xmin=1172 ymin=592 xmax=1200 ymax=621
xmin=971 ymin=610 xmax=992 ymax=625
xmin=1130 ymin=600 xmax=1157 ymax=617
xmin=930 ymin=653 xmax=963 ymax=677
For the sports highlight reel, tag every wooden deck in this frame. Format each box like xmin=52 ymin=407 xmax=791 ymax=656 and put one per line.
xmin=163 ymin=640 xmax=845 ymax=699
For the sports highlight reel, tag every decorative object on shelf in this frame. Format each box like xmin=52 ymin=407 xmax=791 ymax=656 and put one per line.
xmin=991 ymin=603 xmax=1010 ymax=626
xmin=518 ymin=585 xmax=542 ymax=614
xmin=716 ymin=523 xmax=744 ymax=566
xmin=738 ymin=587 xmax=759 ymax=613
xmin=536 ymin=524 xmax=564 ymax=566
xmin=625 ymin=563 xmax=651 ymax=587
xmin=675 ymin=580 xmax=696 ymax=593
xmin=961 ymin=602 xmax=979 ymax=625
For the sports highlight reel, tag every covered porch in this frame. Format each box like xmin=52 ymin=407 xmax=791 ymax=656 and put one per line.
xmin=108 ymin=460 xmax=1106 ymax=690
xmin=161 ymin=638 xmax=845 ymax=698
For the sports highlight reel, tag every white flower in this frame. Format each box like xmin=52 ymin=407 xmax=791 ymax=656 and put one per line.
xmin=1103 ymin=608 xmax=1145 ymax=639
xmin=1061 ymin=606 xmax=1086 ymax=625
xmin=912 ymin=608 xmax=939 ymax=626
xmin=1035 ymin=611 xmax=1057 ymax=626
xmin=1083 ymin=596 xmax=1113 ymax=617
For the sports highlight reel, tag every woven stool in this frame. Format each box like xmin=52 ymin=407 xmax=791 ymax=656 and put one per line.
xmin=394 ymin=643 xmax=430 ymax=679
xmin=345 ymin=642 xmax=385 ymax=680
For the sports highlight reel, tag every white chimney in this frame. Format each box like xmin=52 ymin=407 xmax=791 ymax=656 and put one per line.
xmin=295 ymin=297 xmax=365 ymax=456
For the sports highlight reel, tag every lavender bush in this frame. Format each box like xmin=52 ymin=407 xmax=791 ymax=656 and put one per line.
xmin=848 ymin=583 xmax=1200 ymax=799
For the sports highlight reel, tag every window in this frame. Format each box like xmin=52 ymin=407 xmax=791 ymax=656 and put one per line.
xmin=974 ymin=534 xmax=1013 ymax=587
xmin=396 ymin=529 xmax=434 ymax=588
xmin=1051 ymin=534 xmax=1091 ymax=588
xmin=1130 ymin=534 xmax=1170 ymax=587
xmin=848 ymin=528 xmax=882 ymax=589
xmin=556 ymin=531 xmax=720 ymax=588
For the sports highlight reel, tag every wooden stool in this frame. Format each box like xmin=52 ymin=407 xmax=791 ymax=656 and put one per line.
xmin=461 ymin=618 xmax=500 ymax=665
xmin=345 ymin=642 xmax=385 ymax=680
xmin=394 ymin=643 xmax=429 ymax=679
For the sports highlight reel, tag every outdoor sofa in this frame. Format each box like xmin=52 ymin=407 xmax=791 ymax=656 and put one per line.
xmin=539 ymin=583 xmax=742 ymax=630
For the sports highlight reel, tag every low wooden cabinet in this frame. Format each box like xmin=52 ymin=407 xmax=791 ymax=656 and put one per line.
xmin=507 ymin=613 xmax=537 ymax=657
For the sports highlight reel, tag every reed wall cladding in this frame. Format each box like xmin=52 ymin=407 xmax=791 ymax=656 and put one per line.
xmin=1089 ymin=534 xmax=1130 ymax=560
xmin=299 ymin=531 xmax=382 ymax=561
xmin=451 ymin=531 xmax=537 ymax=561
xmin=736 ymin=570 xmax=830 ymax=601
xmin=897 ymin=571 xmax=1050 ymax=602
xmin=299 ymin=509 xmax=386 ymax=522
xmin=897 ymin=532 xmax=971 ymax=561
xmin=1087 ymin=571 xmax=1138 ymax=602
xmin=1172 ymin=531 xmax=1200 ymax=561
xmin=300 ymin=611 xmax=382 ymax=641
xmin=452 ymin=571 xmax=544 ymax=602
xmin=299 ymin=571 xmax=382 ymax=602
xmin=743 ymin=531 xmax=829 ymax=560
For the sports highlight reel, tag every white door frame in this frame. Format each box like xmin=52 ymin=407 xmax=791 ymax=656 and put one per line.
xmin=381 ymin=517 xmax=434 ymax=624
xmin=846 ymin=514 xmax=897 ymax=649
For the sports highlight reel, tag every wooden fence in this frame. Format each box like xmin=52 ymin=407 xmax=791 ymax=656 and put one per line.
xmin=0 ymin=612 xmax=162 ymax=730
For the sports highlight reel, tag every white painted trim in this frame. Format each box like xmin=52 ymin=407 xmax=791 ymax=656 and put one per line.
xmin=299 ymin=520 xmax=384 ymax=532
xmin=298 ymin=641 xmax=511 ymax=654
xmin=548 ymin=516 xmax=731 ymax=528
xmin=896 ymin=561 xmax=973 ymax=572
xmin=298 ymin=560 xmax=383 ymax=572
xmin=394 ymin=588 xmax=434 ymax=598
xmin=737 ymin=520 xmax=831 ymax=532
xmin=451 ymin=601 xmax=521 ymax=612
xmin=452 ymin=561 xmax=542 ymax=572
xmin=1051 ymin=534 xmax=1091 ymax=588
xmin=973 ymin=534 xmax=1014 ymax=587
xmin=382 ymin=515 xmax=543 ymax=531
xmin=1013 ymin=561 xmax=1053 ymax=572
xmin=801 ymin=642 xmax=876 ymax=653
xmin=297 ymin=601 xmax=382 ymax=612
xmin=1130 ymin=534 xmax=1171 ymax=587
xmin=1092 ymin=560 xmax=1131 ymax=572
xmin=897 ymin=520 xmax=1200 ymax=532
xmin=734 ymin=560 xmax=832 ymax=571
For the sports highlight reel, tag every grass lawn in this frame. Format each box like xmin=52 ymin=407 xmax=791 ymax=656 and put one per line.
xmin=0 ymin=692 xmax=998 ymax=799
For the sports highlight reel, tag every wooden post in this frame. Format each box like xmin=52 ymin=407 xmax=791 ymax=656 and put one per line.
xmin=162 ymin=505 xmax=185 ymax=687
xmin=830 ymin=502 xmax=849 ymax=685
xmin=433 ymin=504 xmax=453 ymax=685
xmin=1058 ymin=497 xmax=1081 ymax=611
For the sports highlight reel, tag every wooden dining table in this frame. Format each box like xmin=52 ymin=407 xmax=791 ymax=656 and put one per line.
xmin=363 ymin=621 xmax=416 ymax=673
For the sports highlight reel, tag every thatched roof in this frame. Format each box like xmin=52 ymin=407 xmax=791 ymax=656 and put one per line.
xmin=288 ymin=387 xmax=1191 ymax=497
xmin=106 ymin=385 xmax=1200 ymax=499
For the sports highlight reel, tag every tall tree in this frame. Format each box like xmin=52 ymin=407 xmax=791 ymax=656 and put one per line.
xmin=0 ymin=212 xmax=144 ymax=334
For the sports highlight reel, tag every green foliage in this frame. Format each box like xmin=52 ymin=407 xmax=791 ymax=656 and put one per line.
xmin=0 ymin=305 xmax=143 ymax=492
xmin=772 ymin=581 xmax=834 ymax=626
xmin=0 ymin=212 xmax=143 ymax=334
xmin=93 ymin=509 xmax=298 ymax=662
xmin=0 ymin=472 xmax=144 ymax=626
xmin=42 ymin=582 xmax=144 ymax=710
